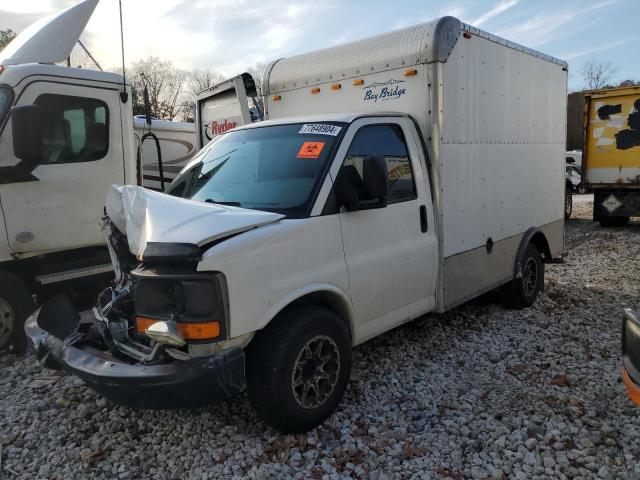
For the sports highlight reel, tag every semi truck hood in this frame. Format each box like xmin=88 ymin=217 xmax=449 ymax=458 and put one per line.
xmin=106 ymin=185 xmax=284 ymax=260
xmin=0 ymin=0 xmax=98 ymax=66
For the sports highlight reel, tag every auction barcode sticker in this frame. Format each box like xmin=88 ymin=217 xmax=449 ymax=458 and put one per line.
xmin=299 ymin=124 xmax=342 ymax=136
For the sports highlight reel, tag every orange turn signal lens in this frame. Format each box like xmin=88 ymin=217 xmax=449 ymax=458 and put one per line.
xmin=272 ymin=95 xmax=282 ymax=101
xmin=177 ymin=321 xmax=220 ymax=340
xmin=404 ymin=69 xmax=418 ymax=77
xmin=331 ymin=83 xmax=341 ymax=90
xmin=311 ymin=87 xmax=320 ymax=94
xmin=136 ymin=316 xmax=158 ymax=333
xmin=352 ymin=79 xmax=364 ymax=86
xmin=136 ymin=317 xmax=220 ymax=340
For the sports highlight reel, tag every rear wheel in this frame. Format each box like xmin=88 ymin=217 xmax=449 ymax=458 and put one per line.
xmin=565 ymin=190 xmax=573 ymax=219
xmin=599 ymin=216 xmax=629 ymax=228
xmin=0 ymin=272 xmax=36 ymax=352
xmin=246 ymin=306 xmax=352 ymax=433
xmin=501 ymin=244 xmax=544 ymax=309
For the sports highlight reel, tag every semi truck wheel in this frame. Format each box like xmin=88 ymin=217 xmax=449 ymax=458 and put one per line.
xmin=565 ymin=190 xmax=573 ymax=219
xmin=0 ymin=272 xmax=36 ymax=352
xmin=599 ymin=216 xmax=629 ymax=228
xmin=501 ymin=243 xmax=544 ymax=310
xmin=246 ymin=305 xmax=352 ymax=433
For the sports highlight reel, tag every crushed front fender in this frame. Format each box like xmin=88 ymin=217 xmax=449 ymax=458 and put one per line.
xmin=25 ymin=295 xmax=245 ymax=409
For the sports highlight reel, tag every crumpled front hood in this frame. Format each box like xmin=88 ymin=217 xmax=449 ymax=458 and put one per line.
xmin=106 ymin=185 xmax=284 ymax=260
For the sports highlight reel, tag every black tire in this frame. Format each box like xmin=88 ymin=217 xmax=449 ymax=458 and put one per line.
xmin=565 ymin=190 xmax=573 ymax=219
xmin=599 ymin=216 xmax=629 ymax=228
xmin=501 ymin=244 xmax=544 ymax=310
xmin=246 ymin=305 xmax=352 ymax=433
xmin=0 ymin=272 xmax=36 ymax=352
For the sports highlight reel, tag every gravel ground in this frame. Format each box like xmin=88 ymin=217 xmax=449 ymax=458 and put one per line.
xmin=2 ymin=194 xmax=640 ymax=479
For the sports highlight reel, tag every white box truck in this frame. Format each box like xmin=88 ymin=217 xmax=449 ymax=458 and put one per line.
xmin=0 ymin=0 xmax=195 ymax=351
xmin=26 ymin=16 xmax=567 ymax=433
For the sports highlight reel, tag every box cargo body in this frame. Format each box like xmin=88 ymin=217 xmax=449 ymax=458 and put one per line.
xmin=581 ymin=86 xmax=640 ymax=223
xmin=262 ymin=17 xmax=566 ymax=309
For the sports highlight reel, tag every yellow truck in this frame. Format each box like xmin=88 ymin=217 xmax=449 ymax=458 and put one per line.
xmin=581 ymin=86 xmax=640 ymax=226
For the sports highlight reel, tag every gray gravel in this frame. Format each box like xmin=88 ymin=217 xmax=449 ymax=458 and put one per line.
xmin=2 ymin=194 xmax=640 ymax=479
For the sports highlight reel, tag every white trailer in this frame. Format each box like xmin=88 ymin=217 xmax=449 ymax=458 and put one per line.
xmin=133 ymin=116 xmax=196 ymax=191
xmin=27 ymin=16 xmax=567 ymax=433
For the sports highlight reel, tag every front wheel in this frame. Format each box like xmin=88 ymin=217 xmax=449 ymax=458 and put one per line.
xmin=501 ymin=244 xmax=544 ymax=310
xmin=246 ymin=306 xmax=352 ymax=433
xmin=0 ymin=272 xmax=36 ymax=352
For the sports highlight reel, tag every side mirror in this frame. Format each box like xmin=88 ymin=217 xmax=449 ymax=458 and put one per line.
xmin=335 ymin=155 xmax=388 ymax=211
xmin=12 ymin=105 xmax=43 ymax=166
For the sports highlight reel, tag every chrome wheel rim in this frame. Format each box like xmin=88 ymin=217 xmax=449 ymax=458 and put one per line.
xmin=292 ymin=335 xmax=340 ymax=409
xmin=523 ymin=257 xmax=538 ymax=297
xmin=0 ymin=297 xmax=15 ymax=347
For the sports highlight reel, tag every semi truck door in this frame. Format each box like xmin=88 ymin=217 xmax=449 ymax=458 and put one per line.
xmin=0 ymin=81 xmax=125 ymax=254
xmin=195 ymin=73 xmax=259 ymax=150
xmin=335 ymin=117 xmax=437 ymax=336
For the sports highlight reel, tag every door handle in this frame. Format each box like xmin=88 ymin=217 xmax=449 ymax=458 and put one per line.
xmin=419 ymin=205 xmax=428 ymax=233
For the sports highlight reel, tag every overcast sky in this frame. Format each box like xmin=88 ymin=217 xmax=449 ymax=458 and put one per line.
xmin=1 ymin=0 xmax=637 ymax=91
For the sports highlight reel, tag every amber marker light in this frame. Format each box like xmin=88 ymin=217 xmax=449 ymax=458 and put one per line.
xmin=177 ymin=321 xmax=221 ymax=340
xmin=331 ymin=83 xmax=341 ymax=90
xmin=404 ymin=69 xmax=418 ymax=77
xmin=352 ymin=79 xmax=364 ymax=86
xmin=622 ymin=367 xmax=640 ymax=406
xmin=311 ymin=87 xmax=320 ymax=94
xmin=272 ymin=95 xmax=282 ymax=101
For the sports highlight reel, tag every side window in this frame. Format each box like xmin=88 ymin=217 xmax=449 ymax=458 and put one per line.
xmin=343 ymin=124 xmax=417 ymax=203
xmin=34 ymin=94 xmax=109 ymax=164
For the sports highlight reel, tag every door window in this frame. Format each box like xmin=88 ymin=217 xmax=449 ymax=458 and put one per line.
xmin=34 ymin=94 xmax=109 ymax=164
xmin=342 ymin=124 xmax=416 ymax=203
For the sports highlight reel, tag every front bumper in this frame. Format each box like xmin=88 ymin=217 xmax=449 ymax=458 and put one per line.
xmin=622 ymin=309 xmax=640 ymax=406
xmin=25 ymin=295 xmax=245 ymax=409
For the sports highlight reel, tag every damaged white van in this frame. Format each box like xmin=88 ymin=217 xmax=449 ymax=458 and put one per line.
xmin=26 ymin=17 xmax=567 ymax=432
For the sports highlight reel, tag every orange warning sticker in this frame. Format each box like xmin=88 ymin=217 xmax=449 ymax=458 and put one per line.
xmin=297 ymin=141 xmax=325 ymax=159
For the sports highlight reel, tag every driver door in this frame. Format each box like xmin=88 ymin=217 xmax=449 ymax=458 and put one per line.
xmin=334 ymin=117 xmax=437 ymax=342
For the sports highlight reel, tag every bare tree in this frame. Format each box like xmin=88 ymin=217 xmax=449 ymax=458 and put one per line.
xmin=581 ymin=59 xmax=618 ymax=90
xmin=176 ymin=69 xmax=224 ymax=121
xmin=618 ymin=79 xmax=638 ymax=88
xmin=188 ymin=69 xmax=224 ymax=97
xmin=0 ymin=29 xmax=16 ymax=52
xmin=129 ymin=56 xmax=188 ymax=120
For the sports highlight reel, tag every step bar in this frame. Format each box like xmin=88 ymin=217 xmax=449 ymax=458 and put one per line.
xmin=36 ymin=264 xmax=113 ymax=285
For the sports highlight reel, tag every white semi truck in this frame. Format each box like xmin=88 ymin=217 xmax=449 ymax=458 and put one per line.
xmin=0 ymin=0 xmax=196 ymax=351
xmin=26 ymin=11 xmax=567 ymax=432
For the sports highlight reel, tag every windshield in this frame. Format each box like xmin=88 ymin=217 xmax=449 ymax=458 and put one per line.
xmin=166 ymin=122 xmax=344 ymax=216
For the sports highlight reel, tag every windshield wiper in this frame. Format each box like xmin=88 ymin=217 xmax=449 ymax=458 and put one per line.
xmin=205 ymin=199 xmax=242 ymax=207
